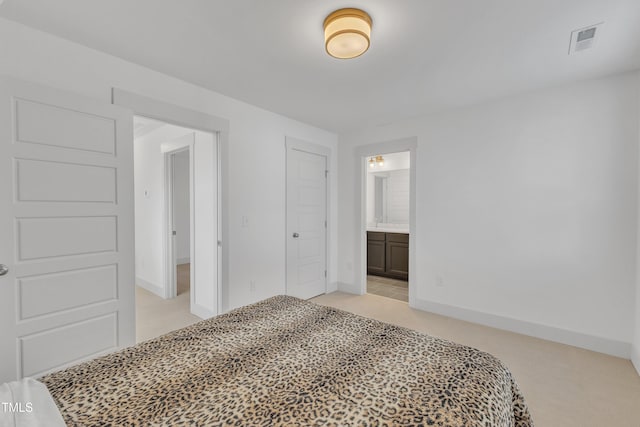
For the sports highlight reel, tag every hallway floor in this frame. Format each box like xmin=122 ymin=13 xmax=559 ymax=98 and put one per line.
xmin=136 ymin=264 xmax=200 ymax=343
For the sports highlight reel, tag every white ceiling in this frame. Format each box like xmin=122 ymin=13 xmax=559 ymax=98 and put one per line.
xmin=1 ymin=0 xmax=639 ymax=133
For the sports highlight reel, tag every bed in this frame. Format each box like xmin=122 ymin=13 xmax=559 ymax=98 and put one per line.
xmin=40 ymin=295 xmax=533 ymax=426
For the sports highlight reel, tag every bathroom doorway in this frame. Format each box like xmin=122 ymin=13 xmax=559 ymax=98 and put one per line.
xmin=365 ymin=151 xmax=410 ymax=302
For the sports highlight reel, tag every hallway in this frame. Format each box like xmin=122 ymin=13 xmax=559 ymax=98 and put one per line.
xmin=136 ymin=264 xmax=200 ymax=343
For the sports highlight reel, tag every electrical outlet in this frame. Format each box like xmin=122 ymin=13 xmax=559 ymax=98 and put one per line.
xmin=241 ymin=216 xmax=249 ymax=228
xmin=250 ymin=280 xmax=256 ymax=292
xmin=435 ymin=275 xmax=444 ymax=288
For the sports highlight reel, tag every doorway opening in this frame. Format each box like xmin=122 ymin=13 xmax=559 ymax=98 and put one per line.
xmin=133 ymin=115 xmax=218 ymax=342
xmin=166 ymin=147 xmax=191 ymax=300
xmin=355 ymin=137 xmax=416 ymax=306
xmin=365 ymin=151 xmax=411 ymax=302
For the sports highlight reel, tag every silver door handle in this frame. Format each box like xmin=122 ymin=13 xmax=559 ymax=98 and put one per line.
xmin=292 ymin=233 xmax=299 ymax=238
xmin=0 ymin=264 xmax=8 ymax=276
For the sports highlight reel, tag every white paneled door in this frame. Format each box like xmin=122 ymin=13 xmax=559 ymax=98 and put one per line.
xmin=286 ymin=138 xmax=328 ymax=300
xmin=0 ymin=78 xmax=134 ymax=382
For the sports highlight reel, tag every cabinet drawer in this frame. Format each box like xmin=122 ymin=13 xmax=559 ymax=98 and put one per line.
xmin=387 ymin=233 xmax=409 ymax=243
xmin=367 ymin=231 xmax=386 ymax=241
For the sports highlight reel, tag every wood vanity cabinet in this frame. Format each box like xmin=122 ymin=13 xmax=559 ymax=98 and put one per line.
xmin=367 ymin=232 xmax=409 ymax=280
xmin=367 ymin=232 xmax=386 ymax=275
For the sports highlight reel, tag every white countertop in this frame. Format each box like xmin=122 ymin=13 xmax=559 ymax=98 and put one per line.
xmin=367 ymin=227 xmax=409 ymax=234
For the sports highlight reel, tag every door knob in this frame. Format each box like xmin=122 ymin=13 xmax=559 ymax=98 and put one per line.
xmin=0 ymin=264 xmax=8 ymax=276
xmin=292 ymin=232 xmax=299 ymax=238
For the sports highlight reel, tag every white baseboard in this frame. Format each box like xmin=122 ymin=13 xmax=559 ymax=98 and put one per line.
xmin=177 ymin=257 xmax=191 ymax=265
xmin=191 ymin=302 xmax=215 ymax=320
xmin=338 ymin=281 xmax=363 ymax=295
xmin=412 ymin=297 xmax=630 ymax=359
xmin=136 ymin=276 xmax=164 ymax=298
xmin=632 ymin=345 xmax=640 ymax=376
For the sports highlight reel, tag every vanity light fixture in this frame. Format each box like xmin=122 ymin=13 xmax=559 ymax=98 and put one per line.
xmin=369 ymin=155 xmax=385 ymax=168
xmin=324 ymin=8 xmax=372 ymax=59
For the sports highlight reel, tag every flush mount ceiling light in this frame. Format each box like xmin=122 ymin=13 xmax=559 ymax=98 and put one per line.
xmin=324 ymin=8 xmax=372 ymax=59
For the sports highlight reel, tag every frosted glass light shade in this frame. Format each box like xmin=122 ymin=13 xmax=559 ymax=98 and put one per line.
xmin=324 ymin=8 xmax=372 ymax=59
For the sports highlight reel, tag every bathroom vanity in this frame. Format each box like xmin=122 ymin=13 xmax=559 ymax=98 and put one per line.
xmin=366 ymin=154 xmax=410 ymax=282
xmin=367 ymin=230 xmax=409 ymax=280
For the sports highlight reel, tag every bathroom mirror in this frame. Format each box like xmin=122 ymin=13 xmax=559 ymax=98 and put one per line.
xmin=374 ymin=174 xmax=387 ymax=223
xmin=371 ymin=169 xmax=409 ymax=225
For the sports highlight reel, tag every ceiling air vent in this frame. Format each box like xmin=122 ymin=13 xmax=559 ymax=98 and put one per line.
xmin=569 ymin=23 xmax=603 ymax=54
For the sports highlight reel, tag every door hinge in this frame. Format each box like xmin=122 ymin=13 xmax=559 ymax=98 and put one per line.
xmin=325 ymin=170 xmax=328 ymax=178
xmin=324 ymin=270 xmax=327 ymax=278
xmin=324 ymin=220 xmax=327 ymax=228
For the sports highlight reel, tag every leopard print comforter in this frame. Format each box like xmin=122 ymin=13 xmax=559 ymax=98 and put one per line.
xmin=41 ymin=295 xmax=533 ymax=426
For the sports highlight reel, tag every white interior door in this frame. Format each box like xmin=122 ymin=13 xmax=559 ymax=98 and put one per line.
xmin=0 ymin=78 xmax=135 ymax=382
xmin=286 ymin=141 xmax=327 ymax=299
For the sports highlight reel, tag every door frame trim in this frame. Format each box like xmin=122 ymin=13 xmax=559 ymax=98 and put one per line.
xmin=112 ymin=89 xmax=228 ymax=315
xmin=285 ymin=136 xmax=332 ymax=298
xmin=355 ymin=138 xmax=417 ymax=306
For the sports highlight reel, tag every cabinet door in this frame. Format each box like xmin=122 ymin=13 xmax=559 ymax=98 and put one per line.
xmin=367 ymin=240 xmax=386 ymax=275
xmin=386 ymin=241 xmax=409 ymax=280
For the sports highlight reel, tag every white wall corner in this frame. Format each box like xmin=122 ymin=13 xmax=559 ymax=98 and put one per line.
xmin=413 ymin=297 xmax=632 ymax=359
xmin=632 ymin=344 xmax=640 ymax=376
xmin=338 ymin=281 xmax=364 ymax=295
xmin=327 ymin=281 xmax=339 ymax=293
xmin=136 ymin=276 xmax=164 ymax=298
